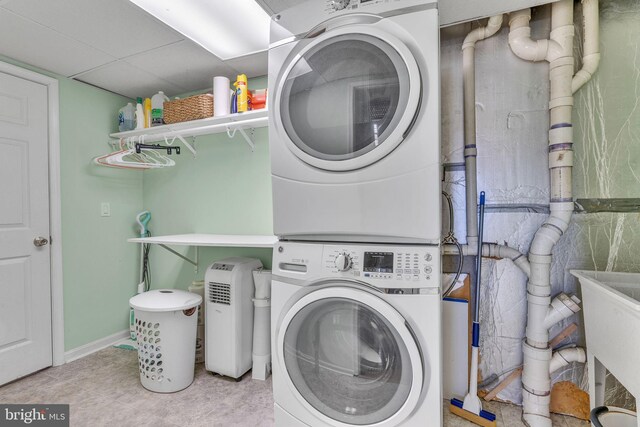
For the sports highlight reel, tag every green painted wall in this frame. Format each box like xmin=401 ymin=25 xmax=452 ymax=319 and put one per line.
xmin=142 ymin=77 xmax=272 ymax=289
xmin=0 ymin=55 xmax=143 ymax=351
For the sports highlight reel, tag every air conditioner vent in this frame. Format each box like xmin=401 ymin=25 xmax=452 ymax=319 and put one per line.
xmin=208 ymin=282 xmax=231 ymax=305
xmin=211 ymin=263 xmax=233 ymax=271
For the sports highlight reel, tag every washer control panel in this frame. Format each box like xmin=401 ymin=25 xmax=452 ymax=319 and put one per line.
xmin=322 ymin=244 xmax=440 ymax=289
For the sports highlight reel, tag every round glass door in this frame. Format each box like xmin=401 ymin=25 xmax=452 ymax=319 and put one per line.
xmin=276 ymin=28 xmax=421 ymax=171
xmin=281 ymin=290 xmax=421 ymax=425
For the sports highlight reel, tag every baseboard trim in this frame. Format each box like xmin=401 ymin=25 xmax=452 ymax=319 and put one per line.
xmin=64 ymin=330 xmax=130 ymax=363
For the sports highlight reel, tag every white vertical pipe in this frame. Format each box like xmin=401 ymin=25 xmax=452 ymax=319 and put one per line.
xmin=572 ymin=0 xmax=600 ymax=93
xmin=506 ymin=1 xmax=601 ymax=425
xmin=463 ymin=15 xmax=503 ymax=249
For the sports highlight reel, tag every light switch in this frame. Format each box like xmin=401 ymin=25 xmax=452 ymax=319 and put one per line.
xmin=101 ymin=202 xmax=111 ymax=217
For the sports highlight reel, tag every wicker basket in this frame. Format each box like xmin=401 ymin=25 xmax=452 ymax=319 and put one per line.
xmin=163 ymin=94 xmax=213 ymax=124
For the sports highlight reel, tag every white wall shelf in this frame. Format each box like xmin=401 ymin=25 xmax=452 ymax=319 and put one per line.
xmin=110 ymin=109 xmax=268 ymax=152
xmin=128 ymin=233 xmax=278 ymax=273
xmin=128 ymin=233 xmax=277 ymax=248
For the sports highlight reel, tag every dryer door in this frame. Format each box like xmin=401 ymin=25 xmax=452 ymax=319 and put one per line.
xmin=277 ymin=286 xmax=424 ymax=426
xmin=274 ymin=26 xmax=422 ymax=172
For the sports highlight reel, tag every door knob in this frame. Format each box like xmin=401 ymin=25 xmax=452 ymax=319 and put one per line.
xmin=33 ymin=237 xmax=49 ymax=247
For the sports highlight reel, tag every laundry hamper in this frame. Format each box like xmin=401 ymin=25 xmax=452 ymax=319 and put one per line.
xmin=129 ymin=289 xmax=202 ymax=393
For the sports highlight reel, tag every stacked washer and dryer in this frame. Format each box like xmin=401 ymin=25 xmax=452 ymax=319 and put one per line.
xmin=268 ymin=0 xmax=442 ymax=425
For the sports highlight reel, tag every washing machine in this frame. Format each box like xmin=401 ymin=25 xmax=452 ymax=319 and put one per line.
xmin=271 ymin=241 xmax=442 ymax=426
xmin=268 ymin=0 xmax=440 ymax=244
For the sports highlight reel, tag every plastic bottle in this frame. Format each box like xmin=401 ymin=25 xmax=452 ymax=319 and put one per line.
xmin=234 ymin=74 xmax=248 ymax=113
xmin=135 ymin=97 xmax=145 ymax=130
xmin=151 ymin=91 xmax=169 ymax=126
xmin=118 ymin=102 xmax=135 ymax=132
xmin=143 ymin=98 xmax=152 ymax=128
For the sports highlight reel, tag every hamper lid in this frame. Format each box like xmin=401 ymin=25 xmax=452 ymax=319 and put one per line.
xmin=130 ymin=289 xmax=202 ymax=312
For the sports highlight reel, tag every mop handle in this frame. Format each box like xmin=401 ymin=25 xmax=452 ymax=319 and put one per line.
xmin=472 ymin=192 xmax=486 ymax=345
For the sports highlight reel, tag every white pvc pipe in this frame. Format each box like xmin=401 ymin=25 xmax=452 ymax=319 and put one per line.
xmin=549 ymin=347 xmax=586 ymax=373
xmin=572 ymin=0 xmax=600 ymax=93
xmin=463 ymin=15 xmax=503 ymax=249
xmin=444 ymin=242 xmax=531 ymax=278
xmin=507 ymin=1 xmax=599 ymax=425
xmin=545 ymin=293 xmax=581 ymax=329
xmin=252 ymin=270 xmax=272 ymax=381
xmin=508 ymin=10 xmax=550 ymax=62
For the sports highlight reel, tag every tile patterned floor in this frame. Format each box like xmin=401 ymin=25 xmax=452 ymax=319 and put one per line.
xmin=0 ymin=347 xmax=588 ymax=426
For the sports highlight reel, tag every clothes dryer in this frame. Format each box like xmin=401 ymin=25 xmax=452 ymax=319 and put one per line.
xmin=271 ymin=241 xmax=442 ymax=426
xmin=268 ymin=0 xmax=440 ymax=244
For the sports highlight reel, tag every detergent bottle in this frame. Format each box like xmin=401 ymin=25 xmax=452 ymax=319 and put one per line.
xmin=135 ymin=97 xmax=145 ymax=130
xmin=151 ymin=91 xmax=169 ymax=126
xmin=118 ymin=102 xmax=135 ymax=132
xmin=143 ymin=97 xmax=152 ymax=128
xmin=234 ymin=74 xmax=248 ymax=113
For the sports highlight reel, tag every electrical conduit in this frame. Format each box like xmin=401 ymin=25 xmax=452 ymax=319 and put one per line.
xmin=507 ymin=1 xmax=599 ymax=425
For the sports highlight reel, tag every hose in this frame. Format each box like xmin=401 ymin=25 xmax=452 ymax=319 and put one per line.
xmin=442 ymin=191 xmax=463 ymax=297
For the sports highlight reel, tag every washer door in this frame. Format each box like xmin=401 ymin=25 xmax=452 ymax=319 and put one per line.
xmin=277 ymin=286 xmax=423 ymax=426
xmin=274 ymin=26 xmax=422 ymax=171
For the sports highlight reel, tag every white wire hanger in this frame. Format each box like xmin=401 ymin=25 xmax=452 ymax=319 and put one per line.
xmin=93 ymin=136 xmax=176 ymax=169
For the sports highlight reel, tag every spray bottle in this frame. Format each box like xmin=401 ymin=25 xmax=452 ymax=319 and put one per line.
xmin=234 ymin=74 xmax=248 ymax=113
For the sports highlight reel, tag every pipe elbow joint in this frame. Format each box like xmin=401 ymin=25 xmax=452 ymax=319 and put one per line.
xmin=462 ymin=15 xmax=504 ymax=50
xmin=509 ymin=35 xmax=549 ymax=62
xmin=550 ymin=347 xmax=586 ymax=373
xmin=572 ymin=53 xmax=601 ymax=93
xmin=545 ymin=293 xmax=581 ymax=329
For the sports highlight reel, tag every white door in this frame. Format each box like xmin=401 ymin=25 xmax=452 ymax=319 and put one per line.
xmin=0 ymin=71 xmax=52 ymax=385
xmin=276 ymin=286 xmax=424 ymax=426
xmin=273 ymin=26 xmax=422 ymax=172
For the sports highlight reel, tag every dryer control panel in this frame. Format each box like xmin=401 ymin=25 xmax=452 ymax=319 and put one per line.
xmin=274 ymin=242 xmax=441 ymax=290
xmin=323 ymin=0 xmax=433 ymax=15
xmin=321 ymin=244 xmax=440 ymax=289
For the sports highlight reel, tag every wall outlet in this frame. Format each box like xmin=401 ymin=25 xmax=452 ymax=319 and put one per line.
xmin=101 ymin=202 xmax=111 ymax=217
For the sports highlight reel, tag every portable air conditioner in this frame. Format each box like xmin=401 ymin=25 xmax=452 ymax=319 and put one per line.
xmin=204 ymin=257 xmax=263 ymax=379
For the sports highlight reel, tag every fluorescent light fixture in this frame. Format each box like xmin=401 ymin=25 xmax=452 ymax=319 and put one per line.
xmin=130 ymin=0 xmax=270 ymax=60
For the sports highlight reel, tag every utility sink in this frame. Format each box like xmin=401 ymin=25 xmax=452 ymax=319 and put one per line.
xmin=571 ymin=270 xmax=640 ymax=421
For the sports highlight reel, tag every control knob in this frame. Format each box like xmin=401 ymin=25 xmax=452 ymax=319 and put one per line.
xmin=334 ymin=253 xmax=353 ymax=272
xmin=330 ymin=0 xmax=350 ymax=11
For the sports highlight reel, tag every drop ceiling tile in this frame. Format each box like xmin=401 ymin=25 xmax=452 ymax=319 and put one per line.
xmin=3 ymin=0 xmax=183 ymax=59
xmin=124 ymin=41 xmax=238 ymax=94
xmin=76 ymin=61 xmax=185 ymax=99
xmin=225 ymin=51 xmax=269 ymax=79
xmin=0 ymin=9 xmax=115 ymax=76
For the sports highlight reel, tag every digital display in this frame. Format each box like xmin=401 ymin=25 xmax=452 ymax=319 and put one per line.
xmin=363 ymin=252 xmax=394 ymax=273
